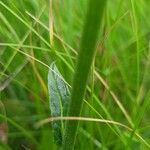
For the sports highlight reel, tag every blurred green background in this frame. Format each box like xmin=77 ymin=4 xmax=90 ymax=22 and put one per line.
xmin=0 ymin=0 xmax=150 ymax=149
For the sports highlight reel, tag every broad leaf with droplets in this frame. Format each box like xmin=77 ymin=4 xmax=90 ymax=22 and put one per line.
xmin=48 ymin=63 xmax=70 ymax=145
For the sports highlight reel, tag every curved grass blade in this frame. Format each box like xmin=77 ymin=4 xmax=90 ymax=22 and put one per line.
xmin=48 ymin=63 xmax=70 ymax=145
xmin=63 ymin=0 xmax=107 ymax=149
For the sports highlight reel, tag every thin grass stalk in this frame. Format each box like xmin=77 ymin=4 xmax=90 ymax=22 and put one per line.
xmin=62 ymin=0 xmax=107 ymax=149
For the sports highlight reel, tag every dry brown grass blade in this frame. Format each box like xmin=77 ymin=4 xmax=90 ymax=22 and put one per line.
xmin=35 ymin=116 xmax=150 ymax=148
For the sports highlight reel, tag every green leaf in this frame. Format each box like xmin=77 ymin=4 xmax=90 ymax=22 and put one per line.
xmin=48 ymin=62 xmax=70 ymax=145
xmin=63 ymin=0 xmax=107 ymax=149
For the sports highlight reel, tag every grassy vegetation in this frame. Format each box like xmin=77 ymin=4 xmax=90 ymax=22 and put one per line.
xmin=0 ymin=0 xmax=150 ymax=149
xmin=63 ymin=1 xmax=106 ymax=149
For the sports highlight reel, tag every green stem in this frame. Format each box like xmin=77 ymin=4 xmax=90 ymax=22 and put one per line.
xmin=62 ymin=0 xmax=107 ymax=149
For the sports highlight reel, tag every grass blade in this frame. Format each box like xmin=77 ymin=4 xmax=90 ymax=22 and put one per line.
xmin=63 ymin=0 xmax=107 ymax=149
